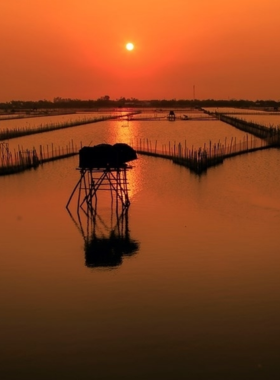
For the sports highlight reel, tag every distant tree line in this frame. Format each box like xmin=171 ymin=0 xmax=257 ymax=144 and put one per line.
xmin=0 ymin=97 xmax=279 ymax=112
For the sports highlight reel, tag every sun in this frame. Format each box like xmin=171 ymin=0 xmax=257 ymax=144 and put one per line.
xmin=126 ymin=42 xmax=134 ymax=51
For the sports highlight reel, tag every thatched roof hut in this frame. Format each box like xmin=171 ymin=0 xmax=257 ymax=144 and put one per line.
xmin=79 ymin=143 xmax=137 ymax=169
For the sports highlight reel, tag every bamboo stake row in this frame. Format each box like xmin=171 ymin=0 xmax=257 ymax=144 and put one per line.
xmin=0 ymin=111 xmax=140 ymax=141
xmin=130 ymin=136 xmax=271 ymax=174
xmin=0 ymin=140 xmax=81 ymax=175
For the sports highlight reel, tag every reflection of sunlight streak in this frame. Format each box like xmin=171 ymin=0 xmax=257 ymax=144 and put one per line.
xmin=116 ymin=120 xmax=141 ymax=145
xmin=105 ymin=119 xmax=140 ymax=145
xmin=106 ymin=120 xmax=143 ymax=150
xmin=104 ymin=119 xmax=142 ymax=200
xmin=126 ymin=161 xmax=141 ymax=200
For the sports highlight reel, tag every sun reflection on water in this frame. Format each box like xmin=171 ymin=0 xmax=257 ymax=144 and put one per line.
xmin=125 ymin=160 xmax=141 ymax=200
xmin=104 ymin=119 xmax=142 ymax=200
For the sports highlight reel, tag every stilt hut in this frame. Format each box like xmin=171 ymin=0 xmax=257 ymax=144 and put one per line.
xmin=168 ymin=110 xmax=176 ymax=121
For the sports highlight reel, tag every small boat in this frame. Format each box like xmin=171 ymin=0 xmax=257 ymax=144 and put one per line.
xmin=181 ymin=115 xmax=189 ymax=120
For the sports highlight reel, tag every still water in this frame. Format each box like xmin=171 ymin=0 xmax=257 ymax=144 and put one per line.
xmin=1 ymin=110 xmax=280 ymax=379
xmin=1 ymin=109 xmax=263 ymax=154
xmin=0 ymin=111 xmax=119 ymax=131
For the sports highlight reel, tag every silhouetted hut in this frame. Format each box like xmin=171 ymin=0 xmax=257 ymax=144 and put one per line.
xmin=168 ymin=110 xmax=176 ymax=121
xmin=112 ymin=143 xmax=137 ymax=166
xmin=79 ymin=143 xmax=137 ymax=169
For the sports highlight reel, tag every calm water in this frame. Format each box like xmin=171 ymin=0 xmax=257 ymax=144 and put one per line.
xmin=205 ymin=107 xmax=280 ymax=128
xmin=233 ymin=114 xmax=280 ymax=128
xmin=2 ymin=109 xmax=263 ymax=154
xmin=1 ymin=110 xmax=280 ymax=379
xmin=0 ymin=111 xmax=120 ymax=131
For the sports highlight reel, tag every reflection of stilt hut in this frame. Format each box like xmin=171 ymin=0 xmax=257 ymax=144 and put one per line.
xmin=67 ymin=199 xmax=139 ymax=268
xmin=66 ymin=143 xmax=137 ymax=213
xmin=84 ymin=210 xmax=139 ymax=268
xmin=168 ymin=110 xmax=176 ymax=121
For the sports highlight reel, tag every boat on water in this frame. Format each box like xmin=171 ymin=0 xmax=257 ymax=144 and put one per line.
xmin=181 ymin=115 xmax=189 ymax=120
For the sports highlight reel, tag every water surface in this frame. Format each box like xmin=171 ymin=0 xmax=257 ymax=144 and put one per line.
xmin=1 ymin=110 xmax=280 ymax=379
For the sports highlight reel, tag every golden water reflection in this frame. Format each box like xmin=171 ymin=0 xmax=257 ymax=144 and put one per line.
xmin=104 ymin=119 xmax=142 ymax=199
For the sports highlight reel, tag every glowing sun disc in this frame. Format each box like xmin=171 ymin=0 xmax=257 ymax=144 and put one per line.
xmin=126 ymin=42 xmax=134 ymax=51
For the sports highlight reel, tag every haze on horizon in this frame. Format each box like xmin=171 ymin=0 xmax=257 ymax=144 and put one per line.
xmin=1 ymin=0 xmax=280 ymax=102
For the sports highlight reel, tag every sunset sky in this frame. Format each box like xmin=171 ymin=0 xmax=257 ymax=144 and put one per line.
xmin=1 ymin=0 xmax=280 ymax=102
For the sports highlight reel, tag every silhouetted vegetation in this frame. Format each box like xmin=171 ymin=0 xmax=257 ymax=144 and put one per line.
xmin=0 ymin=97 xmax=279 ymax=113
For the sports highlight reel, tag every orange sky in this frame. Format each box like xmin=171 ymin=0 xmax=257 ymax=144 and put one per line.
xmin=1 ymin=0 xmax=280 ymax=101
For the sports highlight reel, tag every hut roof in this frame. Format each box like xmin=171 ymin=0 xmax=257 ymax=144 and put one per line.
xmin=79 ymin=143 xmax=137 ymax=169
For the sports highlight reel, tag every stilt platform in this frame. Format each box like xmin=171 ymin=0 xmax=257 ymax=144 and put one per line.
xmin=66 ymin=143 xmax=137 ymax=213
xmin=66 ymin=166 xmax=131 ymax=213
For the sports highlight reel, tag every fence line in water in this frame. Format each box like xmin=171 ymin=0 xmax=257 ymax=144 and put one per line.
xmin=132 ymin=135 xmax=268 ymax=156
xmin=0 ymin=140 xmax=80 ymax=175
xmin=0 ymin=111 xmax=140 ymax=141
xmin=131 ymin=136 xmax=271 ymax=173
xmin=0 ymin=134 xmax=273 ymax=176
